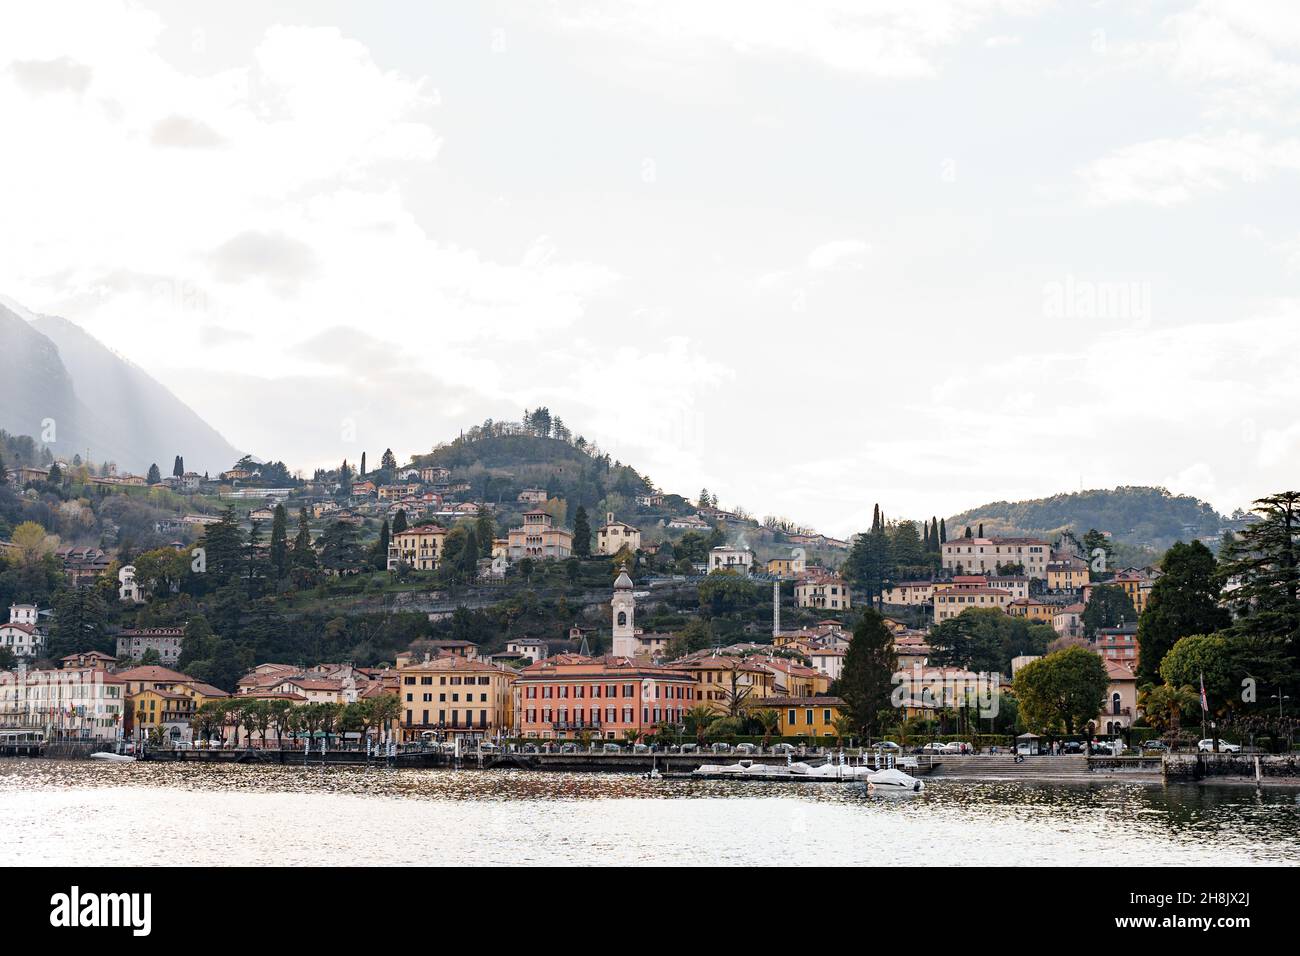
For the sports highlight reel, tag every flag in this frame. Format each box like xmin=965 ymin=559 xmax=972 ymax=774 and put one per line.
xmin=1199 ymin=672 xmax=1208 ymax=712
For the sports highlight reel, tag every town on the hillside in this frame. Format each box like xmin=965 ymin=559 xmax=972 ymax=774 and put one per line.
xmin=1 ymin=412 xmax=1296 ymax=767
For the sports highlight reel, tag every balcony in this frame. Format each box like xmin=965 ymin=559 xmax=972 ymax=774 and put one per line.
xmin=551 ymin=721 xmax=602 ymax=731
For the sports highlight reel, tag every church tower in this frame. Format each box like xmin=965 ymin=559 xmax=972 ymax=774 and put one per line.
xmin=611 ymin=564 xmax=637 ymax=658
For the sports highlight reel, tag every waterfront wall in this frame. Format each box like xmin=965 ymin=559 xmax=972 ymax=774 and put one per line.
xmin=1164 ymin=753 xmax=1300 ymax=781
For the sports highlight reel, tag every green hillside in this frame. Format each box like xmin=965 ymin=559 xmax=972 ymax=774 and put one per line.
xmin=946 ymin=486 xmax=1228 ymax=551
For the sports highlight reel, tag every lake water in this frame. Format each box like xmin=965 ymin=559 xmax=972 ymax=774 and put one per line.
xmin=2 ymin=760 xmax=1297 ymax=866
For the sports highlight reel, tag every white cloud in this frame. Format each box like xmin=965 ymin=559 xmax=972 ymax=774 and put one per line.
xmin=1079 ymin=132 xmax=1300 ymax=206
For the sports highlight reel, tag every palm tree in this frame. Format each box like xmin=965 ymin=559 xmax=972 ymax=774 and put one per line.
xmin=831 ymin=714 xmax=856 ymax=748
xmin=684 ymin=705 xmax=715 ymax=746
xmin=623 ymin=728 xmax=643 ymax=746
xmin=751 ymin=708 xmax=780 ymax=749
xmin=1140 ymin=684 xmax=1198 ymax=741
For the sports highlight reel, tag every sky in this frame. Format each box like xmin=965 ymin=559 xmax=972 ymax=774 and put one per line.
xmin=1 ymin=0 xmax=1298 ymax=537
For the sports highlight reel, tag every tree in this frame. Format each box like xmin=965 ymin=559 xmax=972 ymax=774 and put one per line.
xmin=751 ymin=708 xmax=780 ymax=748
xmin=372 ymin=518 xmax=391 ymax=571
xmin=845 ymin=505 xmax=891 ymax=609
xmin=146 ymin=463 xmax=161 ymax=485
xmin=460 ymin=527 xmax=480 ymax=582
xmin=319 ymin=521 xmax=364 ymax=574
xmin=1081 ymin=584 xmax=1136 ymax=638
xmin=928 ymin=608 xmax=1054 ymax=674
xmin=381 ymin=448 xmax=397 ymax=472
xmin=173 ymin=456 xmax=183 ymax=478
xmin=1136 ymin=540 xmax=1228 ymax=685
xmin=572 ymin=506 xmax=591 ymax=557
xmin=269 ymin=504 xmax=288 ymax=581
xmin=838 ymin=609 xmax=897 ymax=739
xmin=1012 ymin=646 xmax=1110 ymax=735
xmin=292 ymin=509 xmax=316 ymax=568
xmin=1082 ymin=528 xmax=1113 ymax=579
xmin=698 ymin=488 xmax=711 ymax=509
xmin=199 ymin=507 xmax=244 ymax=588
xmin=1220 ymin=491 xmax=1300 ymax=682
xmin=11 ymin=521 xmax=55 ymax=566
xmin=1139 ymin=683 xmax=1198 ymax=738
xmin=391 ymin=509 xmax=408 ymax=535
xmin=1159 ymin=633 xmax=1239 ymax=722
xmin=474 ymin=506 xmax=494 ymax=558
xmin=359 ymin=451 xmax=366 ymax=477
xmin=48 ymin=587 xmax=111 ymax=658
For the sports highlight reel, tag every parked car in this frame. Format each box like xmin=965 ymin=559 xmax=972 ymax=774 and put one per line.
xmin=710 ymin=742 xmax=732 ymax=754
xmin=601 ymin=742 xmax=622 ymax=753
xmin=1197 ymin=739 xmax=1241 ymax=753
xmin=521 ymin=744 xmax=540 ymax=754
xmin=941 ymin=742 xmax=968 ymax=754
xmin=559 ymin=742 xmax=580 ymax=754
xmin=872 ymin=741 xmax=902 ymax=753
xmin=1061 ymin=741 xmax=1084 ymax=754
xmin=770 ymin=743 xmax=796 ymax=754
xmin=679 ymin=743 xmax=699 ymax=754
xmin=734 ymin=743 xmax=758 ymax=754
xmin=1141 ymin=739 xmax=1169 ymax=752
xmin=632 ymin=743 xmax=651 ymax=754
xmin=920 ymin=742 xmax=948 ymax=753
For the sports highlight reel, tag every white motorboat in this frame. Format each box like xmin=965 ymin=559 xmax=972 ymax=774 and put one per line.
xmin=89 ymin=751 xmax=137 ymax=763
xmin=867 ymin=767 xmax=924 ymax=792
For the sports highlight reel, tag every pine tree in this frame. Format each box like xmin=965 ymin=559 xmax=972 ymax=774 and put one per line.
xmin=374 ymin=518 xmax=391 ymax=571
xmin=573 ymin=506 xmax=591 ymax=557
xmin=173 ymin=456 xmax=183 ymax=477
xmin=1135 ymin=540 xmax=1228 ymax=686
xmin=1220 ymin=491 xmax=1300 ymax=682
xmin=146 ymin=463 xmax=161 ymax=485
xmin=939 ymin=518 xmax=947 ymax=543
xmin=392 ymin=509 xmax=408 ymax=534
xmin=381 ymin=448 xmax=397 ymax=472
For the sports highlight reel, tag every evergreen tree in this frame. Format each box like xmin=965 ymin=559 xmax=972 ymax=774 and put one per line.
xmin=292 ymin=509 xmax=316 ymax=567
xmin=360 ymin=451 xmax=367 ymax=477
xmin=173 ymin=456 xmax=183 ymax=478
xmin=1135 ymin=540 xmax=1228 ymax=685
xmin=698 ymin=488 xmax=711 ymax=509
xmin=977 ymin=522 xmax=984 ymax=537
xmin=392 ymin=509 xmax=408 ymax=534
xmin=373 ymin=519 xmax=391 ymax=570
xmin=48 ymin=587 xmax=110 ymax=658
xmin=1081 ymin=584 xmax=1136 ymax=638
xmin=269 ymin=504 xmax=288 ymax=580
xmin=146 ymin=463 xmax=161 ymax=485
xmin=475 ymin=506 xmax=494 ymax=557
xmin=838 ymin=609 xmax=898 ymax=739
xmin=461 ymin=528 xmax=480 ymax=581
xmin=199 ymin=507 xmax=244 ymax=588
xmin=381 ymin=448 xmax=397 ymax=471
xmin=1220 ymin=491 xmax=1300 ymax=684
xmin=572 ymin=506 xmax=591 ymax=557
xmin=939 ymin=518 xmax=947 ymax=543
xmin=0 ymin=452 xmax=6 ymax=484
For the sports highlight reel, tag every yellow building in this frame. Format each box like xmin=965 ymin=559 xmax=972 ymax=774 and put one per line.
xmin=131 ymin=686 xmax=196 ymax=737
xmin=1007 ymin=598 xmax=1057 ymax=622
xmin=1047 ymin=560 xmax=1090 ymax=592
xmin=746 ymin=696 xmax=846 ymax=739
xmin=397 ymin=656 xmax=516 ymax=739
xmin=387 ymin=522 xmax=447 ymax=572
xmin=596 ymin=513 xmax=641 ymax=555
xmin=667 ymin=656 xmax=776 ymax=714
xmin=934 ymin=586 xmax=1012 ymax=622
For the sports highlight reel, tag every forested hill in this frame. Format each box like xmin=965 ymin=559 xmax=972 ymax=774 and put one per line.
xmin=946 ymin=486 xmax=1229 ymax=550
xmin=412 ymin=420 xmax=666 ymax=515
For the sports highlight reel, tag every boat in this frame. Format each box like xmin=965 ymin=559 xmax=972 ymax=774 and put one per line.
xmin=89 ymin=752 xmax=137 ymax=763
xmin=867 ymin=767 xmax=924 ymax=792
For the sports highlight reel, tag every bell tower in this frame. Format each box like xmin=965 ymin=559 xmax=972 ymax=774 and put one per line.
xmin=611 ymin=565 xmax=637 ymax=657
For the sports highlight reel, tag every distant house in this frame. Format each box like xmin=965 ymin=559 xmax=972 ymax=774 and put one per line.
xmin=517 ymin=487 xmax=549 ymax=504
xmin=118 ymin=565 xmax=146 ymax=604
xmin=795 ymin=574 xmax=851 ymax=611
xmin=116 ymin=626 xmax=185 ymax=665
xmin=635 ymin=492 xmax=664 ymax=507
xmin=507 ymin=511 xmax=573 ymax=561
xmin=708 ymin=546 xmax=753 ymax=575
xmin=0 ymin=604 xmax=44 ymax=658
xmin=667 ymin=515 xmax=710 ymax=530
xmin=596 ymin=513 xmax=641 ymax=555
xmin=388 ymin=523 xmax=447 ymax=572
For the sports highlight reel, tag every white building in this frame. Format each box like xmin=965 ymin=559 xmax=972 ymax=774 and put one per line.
xmin=0 ymin=665 xmax=126 ymax=740
xmin=610 ymin=567 xmax=669 ymax=659
xmin=942 ymin=537 xmax=1050 ymax=578
xmin=708 ymin=546 xmax=753 ymax=575
xmin=0 ymin=605 xmax=44 ymax=659
xmin=505 ymin=638 xmax=549 ymax=664
xmin=596 ymin=513 xmax=641 ymax=556
xmin=118 ymin=565 xmax=146 ymax=604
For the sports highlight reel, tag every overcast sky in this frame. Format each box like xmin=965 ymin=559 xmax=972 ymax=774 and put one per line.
xmin=2 ymin=1 xmax=1298 ymax=536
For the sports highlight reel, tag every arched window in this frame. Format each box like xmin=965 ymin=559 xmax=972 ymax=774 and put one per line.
xmin=1111 ymin=692 xmax=1122 ymax=715
xmin=617 ymin=611 xmax=627 ymax=627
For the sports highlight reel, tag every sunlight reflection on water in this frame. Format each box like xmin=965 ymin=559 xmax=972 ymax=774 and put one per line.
xmin=2 ymin=760 xmax=1296 ymax=866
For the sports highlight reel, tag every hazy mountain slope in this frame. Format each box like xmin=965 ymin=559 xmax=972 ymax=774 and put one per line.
xmin=0 ymin=297 xmax=242 ymax=474
xmin=0 ymin=301 xmax=109 ymax=462
xmin=947 ymin=486 xmax=1226 ymax=550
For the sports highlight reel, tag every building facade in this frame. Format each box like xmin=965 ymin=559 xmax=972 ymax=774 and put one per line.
xmin=941 ymin=537 xmax=1050 ymax=578
xmin=398 ymin=656 xmax=516 ymax=739
xmin=506 ymin=511 xmax=573 ymax=561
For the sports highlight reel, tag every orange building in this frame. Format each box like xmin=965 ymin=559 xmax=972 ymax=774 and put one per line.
xmin=514 ymin=654 xmax=698 ymax=740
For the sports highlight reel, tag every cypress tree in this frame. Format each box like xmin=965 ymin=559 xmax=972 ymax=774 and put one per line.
xmin=940 ymin=518 xmax=947 ymax=543
xmin=269 ymin=504 xmax=288 ymax=579
xmin=392 ymin=509 xmax=408 ymax=534
xmin=572 ymin=506 xmax=591 ymax=557
xmin=360 ymin=451 xmax=367 ymax=477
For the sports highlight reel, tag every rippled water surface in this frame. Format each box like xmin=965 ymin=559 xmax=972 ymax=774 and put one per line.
xmin=2 ymin=760 xmax=1297 ymax=865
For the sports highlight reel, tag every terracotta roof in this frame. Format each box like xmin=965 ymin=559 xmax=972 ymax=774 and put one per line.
xmin=115 ymin=666 xmax=193 ymax=682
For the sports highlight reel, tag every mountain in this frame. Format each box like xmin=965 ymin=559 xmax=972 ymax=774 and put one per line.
xmin=946 ymin=486 xmax=1229 ymax=551
xmin=0 ymin=297 xmax=242 ymax=474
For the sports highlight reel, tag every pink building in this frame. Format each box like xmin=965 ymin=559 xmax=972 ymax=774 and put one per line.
xmin=514 ymin=654 xmax=698 ymax=740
